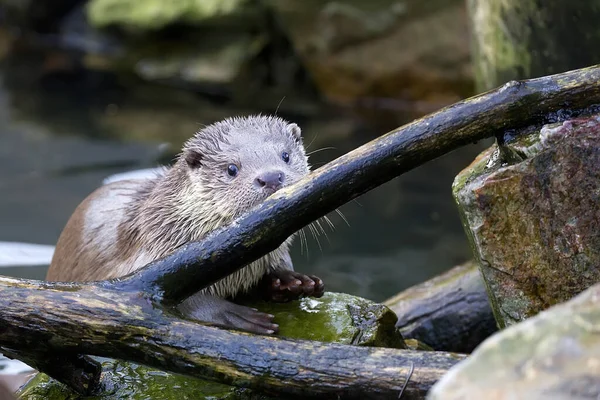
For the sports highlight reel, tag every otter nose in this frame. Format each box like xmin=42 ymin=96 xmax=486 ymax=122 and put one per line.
xmin=255 ymin=171 xmax=284 ymax=191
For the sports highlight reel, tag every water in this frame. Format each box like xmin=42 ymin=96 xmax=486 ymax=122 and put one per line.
xmin=0 ymin=54 xmax=487 ymax=304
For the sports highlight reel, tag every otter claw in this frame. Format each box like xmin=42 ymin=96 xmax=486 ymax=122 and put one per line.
xmin=262 ymin=270 xmax=325 ymax=302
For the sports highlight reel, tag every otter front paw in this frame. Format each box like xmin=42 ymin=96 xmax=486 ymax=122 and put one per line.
xmin=178 ymin=294 xmax=279 ymax=335
xmin=262 ymin=270 xmax=325 ymax=302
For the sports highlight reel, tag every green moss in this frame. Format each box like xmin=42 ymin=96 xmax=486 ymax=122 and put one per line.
xmin=242 ymin=292 xmax=405 ymax=348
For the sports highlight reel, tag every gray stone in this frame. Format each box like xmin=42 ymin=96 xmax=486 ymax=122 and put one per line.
xmin=428 ymin=281 xmax=600 ymax=400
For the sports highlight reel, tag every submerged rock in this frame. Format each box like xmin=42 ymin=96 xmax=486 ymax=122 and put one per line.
xmin=428 ymin=281 xmax=600 ymax=400
xmin=453 ymin=115 xmax=600 ymax=328
xmin=17 ymin=292 xmax=405 ymax=398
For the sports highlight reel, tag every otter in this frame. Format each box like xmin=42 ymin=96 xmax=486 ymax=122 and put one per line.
xmin=46 ymin=115 xmax=324 ymax=334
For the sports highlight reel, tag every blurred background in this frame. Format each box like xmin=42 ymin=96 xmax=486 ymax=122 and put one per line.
xmin=0 ymin=0 xmax=490 ymax=303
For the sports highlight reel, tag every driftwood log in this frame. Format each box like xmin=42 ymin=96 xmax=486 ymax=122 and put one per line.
xmin=0 ymin=277 xmax=465 ymax=400
xmin=3 ymin=65 xmax=600 ymax=398
xmin=385 ymin=261 xmax=497 ymax=354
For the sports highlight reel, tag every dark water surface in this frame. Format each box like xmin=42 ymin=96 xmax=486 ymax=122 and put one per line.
xmin=0 ymin=59 xmax=487 ymax=304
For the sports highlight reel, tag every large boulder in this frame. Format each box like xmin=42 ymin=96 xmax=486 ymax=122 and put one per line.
xmin=428 ymin=280 xmax=600 ymax=399
xmin=453 ymin=115 xmax=600 ymax=328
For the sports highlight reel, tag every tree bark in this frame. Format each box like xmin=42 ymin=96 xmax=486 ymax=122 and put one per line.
xmin=385 ymin=261 xmax=497 ymax=354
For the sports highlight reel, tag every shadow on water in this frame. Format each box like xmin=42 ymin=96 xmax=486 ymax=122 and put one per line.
xmin=0 ymin=51 xmax=489 ymax=304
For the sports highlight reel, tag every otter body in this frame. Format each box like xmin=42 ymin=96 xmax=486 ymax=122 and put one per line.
xmin=47 ymin=115 xmax=324 ymax=334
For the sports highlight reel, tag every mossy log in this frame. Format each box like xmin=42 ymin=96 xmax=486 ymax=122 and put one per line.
xmin=3 ymin=65 xmax=600 ymax=397
xmin=385 ymin=261 xmax=497 ymax=354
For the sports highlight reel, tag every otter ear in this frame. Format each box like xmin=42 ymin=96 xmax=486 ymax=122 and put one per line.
xmin=184 ymin=149 xmax=203 ymax=169
xmin=286 ymin=123 xmax=302 ymax=142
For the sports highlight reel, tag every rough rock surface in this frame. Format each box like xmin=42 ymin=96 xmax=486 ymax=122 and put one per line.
xmin=453 ymin=115 xmax=600 ymax=328
xmin=428 ymin=281 xmax=600 ymax=400
xmin=17 ymin=292 xmax=405 ymax=399
xmin=386 ymin=260 xmax=497 ymax=353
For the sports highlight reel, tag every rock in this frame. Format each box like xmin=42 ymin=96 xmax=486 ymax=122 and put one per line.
xmin=17 ymin=292 xmax=405 ymax=398
xmin=453 ymin=115 xmax=600 ymax=328
xmin=244 ymin=292 xmax=406 ymax=349
xmin=428 ymin=281 xmax=600 ymax=400
xmin=130 ymin=31 xmax=268 ymax=91
xmin=386 ymin=260 xmax=497 ymax=353
xmin=266 ymin=0 xmax=473 ymax=109
xmin=86 ymin=0 xmax=254 ymax=31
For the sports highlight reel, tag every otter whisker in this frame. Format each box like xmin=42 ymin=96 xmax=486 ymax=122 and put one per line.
xmin=335 ymin=208 xmax=350 ymax=227
xmin=306 ymin=147 xmax=337 ymax=156
xmin=315 ymin=219 xmax=331 ymax=245
xmin=274 ymin=96 xmax=286 ymax=115
xmin=305 ymin=133 xmax=320 ymax=151
xmin=308 ymin=222 xmax=323 ymax=251
xmin=301 ymin=228 xmax=310 ymax=256
xmin=323 ymin=215 xmax=336 ymax=231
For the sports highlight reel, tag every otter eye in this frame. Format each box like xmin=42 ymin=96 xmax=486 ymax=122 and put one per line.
xmin=281 ymin=151 xmax=290 ymax=163
xmin=227 ymin=164 xmax=239 ymax=177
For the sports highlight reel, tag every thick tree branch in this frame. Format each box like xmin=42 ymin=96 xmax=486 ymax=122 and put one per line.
xmin=0 ymin=277 xmax=464 ymax=399
xmin=109 ymin=64 xmax=600 ymax=303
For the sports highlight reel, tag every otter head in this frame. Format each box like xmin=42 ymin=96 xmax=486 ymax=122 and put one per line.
xmin=180 ymin=115 xmax=310 ymax=222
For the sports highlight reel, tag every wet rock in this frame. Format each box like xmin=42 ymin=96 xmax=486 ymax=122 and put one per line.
xmin=386 ymin=260 xmax=497 ymax=353
xmin=17 ymin=292 xmax=405 ymax=398
xmin=244 ymin=292 xmax=406 ymax=348
xmin=453 ymin=115 xmax=600 ymax=328
xmin=428 ymin=281 xmax=600 ymax=400
xmin=266 ymin=0 xmax=473 ymax=109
